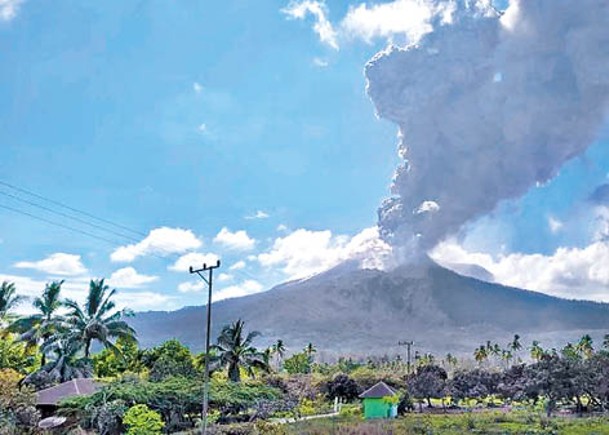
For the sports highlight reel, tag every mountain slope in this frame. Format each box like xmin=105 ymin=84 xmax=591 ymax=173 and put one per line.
xmin=129 ymin=259 xmax=609 ymax=355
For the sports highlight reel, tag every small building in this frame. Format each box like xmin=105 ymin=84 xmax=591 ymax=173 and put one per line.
xmin=359 ymin=381 xmax=399 ymax=419
xmin=36 ymin=378 xmax=100 ymax=417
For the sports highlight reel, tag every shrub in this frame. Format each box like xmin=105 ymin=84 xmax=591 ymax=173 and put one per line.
xmin=123 ymin=404 xmax=164 ymax=435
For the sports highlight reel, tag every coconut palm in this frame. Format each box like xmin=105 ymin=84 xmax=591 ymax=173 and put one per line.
xmin=62 ymin=278 xmax=136 ymax=358
xmin=28 ymin=338 xmax=92 ymax=384
xmin=474 ymin=345 xmax=488 ymax=364
xmin=0 ymin=281 xmax=26 ymax=326
xmin=509 ymin=334 xmax=522 ymax=352
xmin=211 ymin=319 xmax=268 ymax=382
xmin=9 ymin=280 xmax=65 ymax=365
xmin=305 ymin=342 xmax=317 ymax=357
xmin=530 ymin=341 xmax=545 ymax=361
xmin=576 ymin=334 xmax=594 ymax=359
xmin=272 ymin=339 xmax=286 ymax=370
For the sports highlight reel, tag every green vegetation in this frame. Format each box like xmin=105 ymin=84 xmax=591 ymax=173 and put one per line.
xmin=2 ymin=278 xmax=609 ymax=434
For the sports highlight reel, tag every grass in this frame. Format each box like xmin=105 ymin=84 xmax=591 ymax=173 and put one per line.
xmin=283 ymin=412 xmax=609 ymax=435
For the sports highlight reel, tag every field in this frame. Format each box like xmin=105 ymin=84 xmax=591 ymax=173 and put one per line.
xmin=282 ymin=412 xmax=609 ymax=435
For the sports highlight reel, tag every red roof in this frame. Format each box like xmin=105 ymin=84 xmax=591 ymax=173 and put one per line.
xmin=36 ymin=378 xmax=99 ymax=406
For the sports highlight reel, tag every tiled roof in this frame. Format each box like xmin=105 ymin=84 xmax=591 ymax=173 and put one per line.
xmin=359 ymin=381 xmax=398 ymax=399
xmin=36 ymin=378 xmax=99 ymax=406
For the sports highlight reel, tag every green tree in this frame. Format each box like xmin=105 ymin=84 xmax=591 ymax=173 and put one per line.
xmin=93 ymin=336 xmax=144 ymax=378
xmin=0 ymin=335 xmax=38 ymax=374
xmin=9 ymin=280 xmax=64 ymax=365
xmin=473 ymin=345 xmax=488 ymax=365
xmin=31 ymin=338 xmax=92 ymax=384
xmin=211 ymin=319 xmax=267 ymax=382
xmin=62 ymin=279 xmax=136 ymax=358
xmin=283 ymin=352 xmax=312 ymax=375
xmin=530 ymin=341 xmax=545 ymax=361
xmin=576 ymin=334 xmax=594 ymax=359
xmin=123 ymin=404 xmax=164 ymax=435
xmin=0 ymin=281 xmax=26 ymax=326
xmin=144 ymin=339 xmax=196 ymax=381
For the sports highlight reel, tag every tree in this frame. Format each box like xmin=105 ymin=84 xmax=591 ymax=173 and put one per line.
xmin=123 ymin=404 xmax=164 ymax=435
xmin=144 ymin=339 xmax=196 ymax=381
xmin=29 ymin=338 xmax=92 ymax=384
xmin=0 ymin=281 xmax=25 ymax=326
xmin=603 ymin=334 xmax=609 ymax=352
xmin=272 ymin=339 xmax=286 ymax=369
xmin=9 ymin=280 xmax=64 ymax=365
xmin=93 ymin=336 xmax=144 ymax=378
xmin=323 ymin=373 xmax=360 ymax=402
xmin=0 ymin=369 xmax=39 ymax=433
xmin=576 ymin=334 xmax=594 ymax=359
xmin=305 ymin=343 xmax=316 ymax=358
xmin=283 ymin=352 xmax=312 ymax=375
xmin=530 ymin=341 xmax=545 ymax=361
xmin=211 ymin=319 xmax=268 ymax=382
xmin=474 ymin=345 xmax=488 ymax=365
xmin=62 ymin=279 xmax=136 ymax=358
xmin=0 ymin=335 xmax=38 ymax=374
xmin=407 ymin=364 xmax=447 ymax=409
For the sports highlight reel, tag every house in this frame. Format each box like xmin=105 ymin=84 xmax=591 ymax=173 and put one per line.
xmin=359 ymin=381 xmax=399 ymax=419
xmin=36 ymin=378 xmax=100 ymax=417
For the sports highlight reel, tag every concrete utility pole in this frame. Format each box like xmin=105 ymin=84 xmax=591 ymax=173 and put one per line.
xmin=398 ymin=340 xmax=415 ymax=375
xmin=190 ymin=260 xmax=221 ymax=434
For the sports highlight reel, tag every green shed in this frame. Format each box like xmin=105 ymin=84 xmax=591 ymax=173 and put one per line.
xmin=359 ymin=381 xmax=399 ymax=419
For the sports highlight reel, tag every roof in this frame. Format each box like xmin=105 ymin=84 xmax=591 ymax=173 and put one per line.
xmin=359 ymin=381 xmax=398 ymax=399
xmin=36 ymin=378 xmax=99 ymax=406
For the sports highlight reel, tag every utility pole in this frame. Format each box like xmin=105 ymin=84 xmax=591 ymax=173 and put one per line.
xmin=398 ymin=340 xmax=415 ymax=375
xmin=190 ymin=260 xmax=221 ymax=434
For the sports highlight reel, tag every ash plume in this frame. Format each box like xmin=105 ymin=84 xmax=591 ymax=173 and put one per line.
xmin=366 ymin=0 xmax=609 ymax=256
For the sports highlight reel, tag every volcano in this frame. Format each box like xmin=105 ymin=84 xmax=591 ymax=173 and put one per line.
xmin=130 ymin=258 xmax=609 ymax=357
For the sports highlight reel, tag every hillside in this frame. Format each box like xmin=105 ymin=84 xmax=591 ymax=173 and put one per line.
xmin=129 ymin=259 xmax=609 ymax=356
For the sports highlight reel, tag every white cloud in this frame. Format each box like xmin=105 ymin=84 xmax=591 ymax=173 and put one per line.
xmin=313 ymin=57 xmax=329 ymax=67
xmin=258 ymin=226 xmax=391 ymax=279
xmin=218 ymin=273 xmax=233 ymax=282
xmin=193 ymin=82 xmax=203 ymax=94
xmin=414 ymin=200 xmax=440 ymax=215
xmin=177 ymin=281 xmax=205 ymax=293
xmin=214 ymin=280 xmax=264 ymax=302
xmin=341 ymin=0 xmax=454 ymax=45
xmin=108 ymin=267 xmax=158 ymax=289
xmin=245 ymin=210 xmax=270 ymax=220
xmin=431 ymin=239 xmax=609 ymax=302
xmin=111 ymin=227 xmax=202 ymax=262
xmin=548 ymin=216 xmax=563 ymax=234
xmin=14 ymin=253 xmax=87 ymax=276
xmin=0 ymin=0 xmax=24 ymax=21
xmin=168 ymin=252 xmax=220 ymax=273
xmin=229 ymin=260 xmax=246 ymax=271
xmin=282 ymin=1 xmax=339 ymax=50
xmin=114 ymin=291 xmax=176 ymax=311
xmin=277 ymin=224 xmax=289 ymax=232
xmin=198 ymin=123 xmax=208 ymax=133
xmin=213 ymin=227 xmax=256 ymax=251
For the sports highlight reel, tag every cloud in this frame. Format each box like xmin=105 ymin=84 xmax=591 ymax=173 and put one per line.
xmin=111 ymin=227 xmax=202 ymax=262
xmin=548 ymin=216 xmax=563 ymax=234
xmin=368 ymin=0 xmax=609 ymax=254
xmin=213 ymin=227 xmax=256 ymax=251
xmin=0 ymin=0 xmax=24 ymax=21
xmin=245 ymin=210 xmax=270 ymax=220
xmin=431 ymin=239 xmax=609 ymax=302
xmin=14 ymin=253 xmax=87 ymax=276
xmin=313 ymin=57 xmax=329 ymax=67
xmin=108 ymin=267 xmax=158 ymax=289
xmin=258 ymin=227 xmax=391 ymax=279
xmin=177 ymin=281 xmax=204 ymax=293
xmin=218 ymin=273 xmax=233 ymax=282
xmin=277 ymin=224 xmax=289 ymax=232
xmin=214 ymin=280 xmax=264 ymax=302
xmin=281 ymin=1 xmax=339 ymax=50
xmin=193 ymin=82 xmax=203 ymax=94
xmin=229 ymin=260 xmax=246 ymax=271
xmin=341 ymin=0 xmax=455 ymax=45
xmin=114 ymin=291 xmax=176 ymax=311
xmin=168 ymin=252 xmax=220 ymax=272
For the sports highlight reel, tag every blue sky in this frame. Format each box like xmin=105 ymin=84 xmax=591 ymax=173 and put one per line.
xmin=2 ymin=0 xmax=609 ymax=311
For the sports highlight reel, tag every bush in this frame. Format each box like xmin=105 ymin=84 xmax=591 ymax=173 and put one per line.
xmin=0 ymin=369 xmax=39 ymax=434
xmin=123 ymin=404 xmax=164 ymax=435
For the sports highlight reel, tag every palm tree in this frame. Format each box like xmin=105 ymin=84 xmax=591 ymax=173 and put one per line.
xmin=62 ymin=279 xmax=136 ymax=358
xmin=9 ymin=280 xmax=65 ymax=365
xmin=305 ymin=342 xmax=317 ymax=357
xmin=0 ymin=281 xmax=26 ymax=325
xmin=603 ymin=334 xmax=609 ymax=351
xmin=211 ymin=319 xmax=268 ymax=382
xmin=474 ymin=345 xmax=488 ymax=365
xmin=272 ymin=339 xmax=286 ymax=370
xmin=530 ymin=341 xmax=545 ymax=361
xmin=28 ymin=338 xmax=92 ymax=384
xmin=576 ymin=334 xmax=594 ymax=359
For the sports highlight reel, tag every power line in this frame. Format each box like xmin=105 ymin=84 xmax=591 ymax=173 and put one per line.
xmin=0 ymin=203 xmax=126 ymax=247
xmin=0 ymin=190 xmax=142 ymax=244
xmin=0 ymin=180 xmax=147 ymax=237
